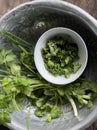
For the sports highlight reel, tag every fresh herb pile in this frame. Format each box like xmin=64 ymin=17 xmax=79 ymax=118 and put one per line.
xmin=0 ymin=31 xmax=97 ymax=127
xmin=42 ymin=36 xmax=81 ymax=78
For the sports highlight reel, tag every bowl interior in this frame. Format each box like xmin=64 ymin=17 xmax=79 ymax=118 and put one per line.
xmin=0 ymin=1 xmax=97 ymax=130
xmin=34 ymin=27 xmax=88 ymax=85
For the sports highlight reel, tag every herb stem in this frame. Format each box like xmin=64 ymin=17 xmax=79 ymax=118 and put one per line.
xmin=26 ymin=105 xmax=31 ymax=130
xmin=66 ymin=95 xmax=78 ymax=117
xmin=0 ymin=69 xmax=10 ymax=74
xmin=22 ymin=62 xmax=36 ymax=74
xmin=2 ymin=31 xmax=32 ymax=47
xmin=12 ymin=94 xmax=21 ymax=111
xmin=31 ymin=85 xmax=53 ymax=91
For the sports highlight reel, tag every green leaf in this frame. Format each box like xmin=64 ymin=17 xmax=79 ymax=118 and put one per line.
xmin=5 ymin=54 xmax=16 ymax=62
xmin=14 ymin=76 xmax=30 ymax=87
xmin=34 ymin=109 xmax=46 ymax=118
xmin=46 ymin=114 xmax=51 ymax=123
xmin=50 ymin=106 xmax=60 ymax=119
xmin=2 ymin=77 xmax=16 ymax=94
xmin=0 ymin=49 xmax=5 ymax=64
xmin=36 ymin=98 xmax=45 ymax=108
xmin=12 ymin=93 xmax=25 ymax=111
xmin=0 ymin=111 xmax=11 ymax=126
xmin=81 ymin=81 xmax=97 ymax=92
xmin=0 ymin=49 xmax=15 ymax=65
xmin=10 ymin=64 xmax=21 ymax=76
xmin=41 ymin=103 xmax=53 ymax=112
xmin=57 ymin=87 xmax=65 ymax=96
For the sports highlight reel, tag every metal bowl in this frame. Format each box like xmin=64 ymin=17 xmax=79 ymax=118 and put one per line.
xmin=0 ymin=0 xmax=97 ymax=130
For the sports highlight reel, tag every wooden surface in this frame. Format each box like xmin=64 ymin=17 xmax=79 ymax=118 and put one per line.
xmin=0 ymin=0 xmax=97 ymax=130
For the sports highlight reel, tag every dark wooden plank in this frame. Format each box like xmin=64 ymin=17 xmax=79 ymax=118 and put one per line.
xmin=0 ymin=0 xmax=32 ymax=17
xmin=64 ymin=0 xmax=97 ymax=19
xmin=0 ymin=0 xmax=97 ymax=130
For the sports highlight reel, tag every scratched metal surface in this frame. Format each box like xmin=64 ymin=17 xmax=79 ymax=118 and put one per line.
xmin=0 ymin=0 xmax=97 ymax=130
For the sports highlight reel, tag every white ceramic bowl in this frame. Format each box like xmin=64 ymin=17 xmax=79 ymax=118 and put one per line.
xmin=34 ymin=27 xmax=88 ymax=85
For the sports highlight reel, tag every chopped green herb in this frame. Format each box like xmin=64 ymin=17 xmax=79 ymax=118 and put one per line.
xmin=42 ymin=36 xmax=81 ymax=78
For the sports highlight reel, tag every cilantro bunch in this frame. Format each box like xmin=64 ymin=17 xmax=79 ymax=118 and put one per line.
xmin=0 ymin=31 xmax=97 ymax=128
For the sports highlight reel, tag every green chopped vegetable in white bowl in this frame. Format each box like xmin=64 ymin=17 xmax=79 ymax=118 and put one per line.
xmin=34 ymin=27 xmax=88 ymax=85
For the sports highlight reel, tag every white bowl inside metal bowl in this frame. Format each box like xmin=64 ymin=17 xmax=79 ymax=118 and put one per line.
xmin=0 ymin=1 xmax=97 ymax=130
xmin=34 ymin=27 xmax=88 ymax=85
